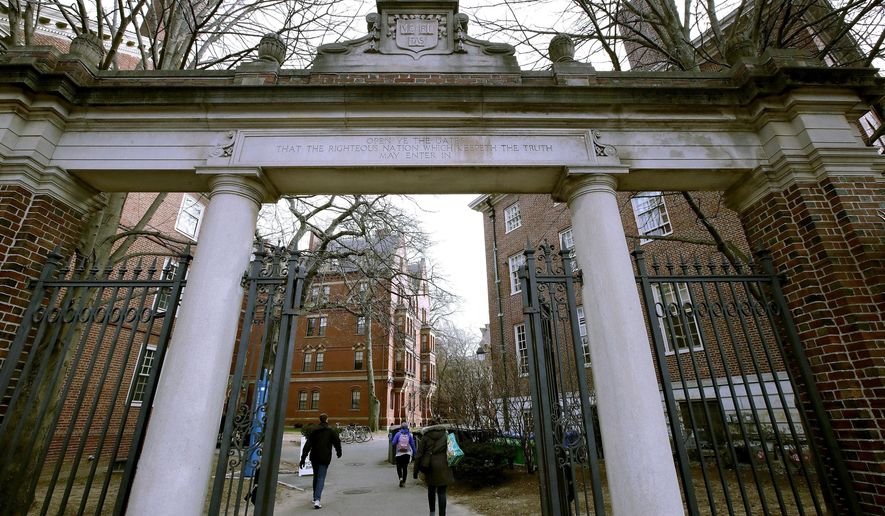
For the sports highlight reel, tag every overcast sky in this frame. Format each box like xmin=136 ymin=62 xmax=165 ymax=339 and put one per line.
xmin=407 ymin=195 xmax=489 ymax=340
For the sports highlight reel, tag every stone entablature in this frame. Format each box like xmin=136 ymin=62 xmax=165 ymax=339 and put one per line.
xmin=3 ymin=43 xmax=880 ymax=201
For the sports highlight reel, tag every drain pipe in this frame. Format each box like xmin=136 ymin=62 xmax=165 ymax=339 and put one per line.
xmin=485 ymin=198 xmax=511 ymax=433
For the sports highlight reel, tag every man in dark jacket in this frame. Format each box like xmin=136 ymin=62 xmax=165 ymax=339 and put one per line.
xmin=300 ymin=413 xmax=342 ymax=509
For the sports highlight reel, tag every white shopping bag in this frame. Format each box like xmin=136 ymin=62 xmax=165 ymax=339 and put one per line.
xmin=298 ymin=435 xmax=313 ymax=476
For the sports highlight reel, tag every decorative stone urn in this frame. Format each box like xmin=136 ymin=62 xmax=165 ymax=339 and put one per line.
xmin=257 ymin=33 xmax=286 ymax=64
xmin=549 ymin=34 xmax=575 ymax=63
xmin=68 ymin=32 xmax=105 ymax=67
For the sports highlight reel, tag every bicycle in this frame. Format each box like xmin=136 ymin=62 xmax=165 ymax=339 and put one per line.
xmin=336 ymin=423 xmax=356 ymax=444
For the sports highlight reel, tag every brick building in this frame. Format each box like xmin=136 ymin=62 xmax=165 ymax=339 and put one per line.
xmin=287 ymin=234 xmax=438 ymax=428
xmin=471 ymin=191 xmax=799 ymax=442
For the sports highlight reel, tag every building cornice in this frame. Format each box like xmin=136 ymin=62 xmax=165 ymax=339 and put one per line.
xmin=1 ymin=47 xmax=881 ymax=112
xmin=0 ymin=162 xmax=103 ymax=214
xmin=467 ymin=194 xmax=507 ymax=212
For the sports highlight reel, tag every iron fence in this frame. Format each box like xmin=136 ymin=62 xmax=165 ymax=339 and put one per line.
xmin=633 ymin=249 xmax=857 ymax=516
xmin=516 ymin=243 xmax=857 ymax=516
xmin=0 ymin=248 xmax=190 ymax=516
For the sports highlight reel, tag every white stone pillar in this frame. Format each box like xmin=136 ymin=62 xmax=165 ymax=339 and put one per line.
xmin=564 ymin=173 xmax=684 ymax=516
xmin=128 ymin=174 xmax=267 ymax=516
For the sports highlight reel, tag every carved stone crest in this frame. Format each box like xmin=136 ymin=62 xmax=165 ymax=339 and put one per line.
xmin=388 ymin=14 xmax=445 ymax=53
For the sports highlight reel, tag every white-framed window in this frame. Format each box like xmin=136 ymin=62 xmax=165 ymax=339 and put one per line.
xmin=559 ymin=227 xmax=578 ymax=270
xmin=354 ymin=350 xmax=364 ymax=370
xmin=631 ymin=192 xmax=672 ymax=244
xmin=356 ymin=316 xmax=366 ymax=335
xmin=311 ymin=391 xmax=320 ymax=410
xmin=303 ymin=352 xmax=313 ymax=372
xmin=351 ymin=389 xmax=360 ymax=410
xmin=514 ymin=324 xmax=528 ymax=376
xmin=504 ymin=203 xmax=522 ymax=233
xmin=652 ymin=282 xmax=703 ymax=354
xmin=508 ymin=253 xmax=526 ymax=295
xmin=576 ymin=306 xmax=590 ymax=366
xmin=174 ymin=194 xmax=205 ymax=240
xmin=306 ymin=316 xmax=327 ymax=337
xmin=129 ymin=345 xmax=157 ymax=406
xmin=315 ymin=351 xmax=325 ymax=371
xmin=298 ymin=391 xmax=308 ymax=410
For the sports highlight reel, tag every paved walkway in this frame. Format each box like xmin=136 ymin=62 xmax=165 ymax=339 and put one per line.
xmin=273 ymin=431 xmax=479 ymax=515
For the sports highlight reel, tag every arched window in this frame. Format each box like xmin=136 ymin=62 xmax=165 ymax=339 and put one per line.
xmin=311 ymin=390 xmax=320 ymax=410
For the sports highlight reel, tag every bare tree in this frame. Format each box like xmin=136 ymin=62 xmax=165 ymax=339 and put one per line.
xmin=467 ymin=0 xmax=884 ymax=71
xmin=433 ymin=322 xmax=497 ymax=427
xmin=259 ymin=195 xmax=457 ymax=431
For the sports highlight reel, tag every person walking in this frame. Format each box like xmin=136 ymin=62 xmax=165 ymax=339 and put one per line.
xmin=390 ymin=422 xmax=417 ymax=487
xmin=299 ymin=413 xmax=342 ymax=510
xmin=413 ymin=417 xmax=454 ymax=516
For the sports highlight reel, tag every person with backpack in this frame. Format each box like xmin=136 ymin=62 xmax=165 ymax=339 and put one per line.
xmin=412 ymin=417 xmax=454 ymax=516
xmin=390 ymin=421 xmax=417 ymax=487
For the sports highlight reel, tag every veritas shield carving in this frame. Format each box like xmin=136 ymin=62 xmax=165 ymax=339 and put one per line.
xmin=391 ymin=14 xmax=443 ymax=53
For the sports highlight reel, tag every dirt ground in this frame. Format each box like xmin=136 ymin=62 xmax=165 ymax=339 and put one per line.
xmin=450 ymin=463 xmax=826 ymax=516
xmin=450 ymin=469 xmax=542 ymax=516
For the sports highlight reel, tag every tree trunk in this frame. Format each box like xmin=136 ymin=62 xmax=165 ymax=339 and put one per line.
xmin=365 ymin=304 xmax=380 ymax=431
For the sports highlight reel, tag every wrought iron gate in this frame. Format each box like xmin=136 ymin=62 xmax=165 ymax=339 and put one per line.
xmin=519 ymin=243 xmax=857 ymax=516
xmin=519 ymin=243 xmax=606 ymax=516
xmin=208 ymin=243 xmax=305 ymax=516
xmin=633 ymin=249 xmax=858 ymax=515
xmin=0 ymin=248 xmax=190 ymax=515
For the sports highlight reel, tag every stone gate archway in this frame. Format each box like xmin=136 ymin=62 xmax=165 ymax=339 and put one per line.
xmin=1 ymin=1 xmax=882 ymax=514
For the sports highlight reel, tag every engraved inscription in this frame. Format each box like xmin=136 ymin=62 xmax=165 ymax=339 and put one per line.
xmin=271 ymin=136 xmax=556 ymax=162
xmin=237 ymin=133 xmax=593 ymax=167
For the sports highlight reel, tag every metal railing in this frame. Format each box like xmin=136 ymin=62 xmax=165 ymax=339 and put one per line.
xmin=634 ymin=249 xmax=857 ymax=515
xmin=0 ymin=249 xmax=190 ymax=515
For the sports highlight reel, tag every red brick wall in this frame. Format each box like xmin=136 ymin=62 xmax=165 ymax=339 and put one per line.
xmin=0 ymin=185 xmax=85 ymax=384
xmin=738 ymin=176 xmax=885 ymax=514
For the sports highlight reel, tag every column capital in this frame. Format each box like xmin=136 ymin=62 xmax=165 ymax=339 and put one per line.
xmin=195 ymin=167 xmax=278 ymax=205
xmin=553 ymin=166 xmax=627 ymax=203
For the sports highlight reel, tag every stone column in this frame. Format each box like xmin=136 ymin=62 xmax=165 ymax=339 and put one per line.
xmin=563 ymin=173 xmax=683 ymax=516
xmin=128 ymin=173 xmax=267 ymax=516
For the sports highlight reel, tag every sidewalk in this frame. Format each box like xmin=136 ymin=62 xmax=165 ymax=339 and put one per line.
xmin=272 ymin=431 xmax=479 ymax=515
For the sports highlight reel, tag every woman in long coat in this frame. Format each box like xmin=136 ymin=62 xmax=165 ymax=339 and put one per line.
xmin=413 ymin=419 xmax=454 ymax=516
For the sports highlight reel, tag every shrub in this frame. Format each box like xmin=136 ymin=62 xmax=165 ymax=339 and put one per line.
xmin=453 ymin=440 xmax=519 ymax=487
